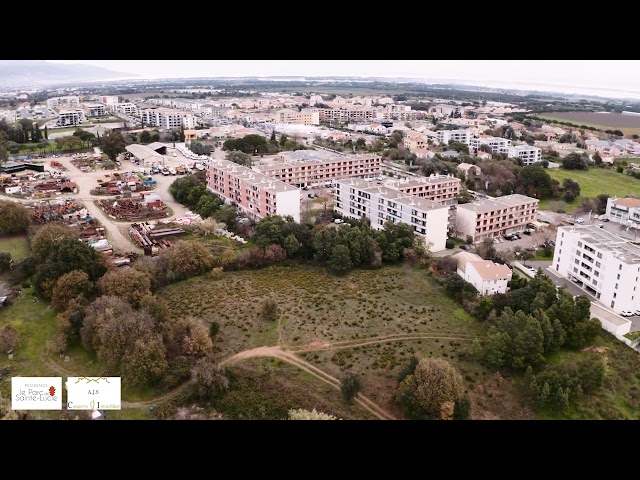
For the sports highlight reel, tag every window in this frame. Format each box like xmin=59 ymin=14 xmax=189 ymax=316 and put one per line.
xmin=619 ymin=264 xmax=623 ymax=270
xmin=597 ymin=252 xmax=602 ymax=259
xmin=596 ymin=261 xmax=601 ymax=268
xmin=559 ymin=249 xmax=562 ymax=254
xmin=617 ymin=274 xmax=621 ymax=280
xmin=615 ymin=284 xmax=619 ymax=289
xmin=613 ymin=292 xmax=617 ymax=299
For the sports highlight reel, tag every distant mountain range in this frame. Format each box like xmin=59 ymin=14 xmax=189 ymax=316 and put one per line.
xmin=0 ymin=61 xmax=136 ymax=89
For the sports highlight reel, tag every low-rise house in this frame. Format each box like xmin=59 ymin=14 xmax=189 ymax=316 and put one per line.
xmin=453 ymin=251 xmax=512 ymax=295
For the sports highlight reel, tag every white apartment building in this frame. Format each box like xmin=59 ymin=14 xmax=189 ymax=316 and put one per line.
xmin=606 ymin=197 xmax=640 ymax=228
xmin=436 ymin=129 xmax=472 ymax=146
xmin=84 ymin=103 xmax=107 ymax=117
xmin=454 ymin=252 xmax=512 ymax=295
xmin=506 ymin=145 xmax=542 ymax=165
xmin=46 ymin=96 xmax=81 ymax=109
xmin=206 ymin=158 xmax=300 ymax=223
xmin=335 ymin=178 xmax=449 ymax=252
xmin=56 ymin=109 xmax=84 ymax=126
xmin=455 ymin=194 xmax=539 ymax=243
xmin=253 ymin=150 xmax=381 ymax=188
xmin=272 ymin=108 xmax=320 ymax=125
xmin=552 ymin=225 xmax=640 ymax=314
xmin=141 ymin=108 xmax=196 ymax=129
xmin=115 ymin=103 xmax=139 ymax=115
xmin=470 ymin=136 xmax=512 ymax=154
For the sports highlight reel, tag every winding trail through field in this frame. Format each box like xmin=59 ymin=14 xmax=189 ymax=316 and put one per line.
xmin=40 ymin=331 xmax=477 ymax=417
xmin=220 ymin=345 xmax=395 ymax=420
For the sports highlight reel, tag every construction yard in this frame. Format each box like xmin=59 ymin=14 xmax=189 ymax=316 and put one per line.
xmin=96 ymin=193 xmax=171 ymax=221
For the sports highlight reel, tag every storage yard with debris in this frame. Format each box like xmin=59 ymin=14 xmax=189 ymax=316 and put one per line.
xmin=96 ymin=192 xmax=170 ymax=221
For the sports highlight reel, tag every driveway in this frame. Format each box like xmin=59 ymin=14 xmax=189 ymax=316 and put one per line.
xmin=544 ymin=266 xmax=640 ymax=332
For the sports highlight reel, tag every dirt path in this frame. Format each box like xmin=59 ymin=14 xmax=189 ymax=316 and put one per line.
xmin=291 ymin=333 xmax=475 ymax=353
xmin=220 ymin=346 xmax=396 ymax=420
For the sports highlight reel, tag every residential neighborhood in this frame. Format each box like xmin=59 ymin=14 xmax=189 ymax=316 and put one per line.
xmin=1 ymin=60 xmax=640 ymax=422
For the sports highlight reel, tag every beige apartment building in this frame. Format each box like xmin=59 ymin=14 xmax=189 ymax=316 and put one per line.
xmin=384 ymin=175 xmax=461 ymax=206
xmin=206 ymin=158 xmax=300 ymax=222
xmin=272 ymin=108 xmax=320 ymax=125
xmin=455 ymin=194 xmax=539 ymax=243
xmin=253 ymin=150 xmax=381 ymax=188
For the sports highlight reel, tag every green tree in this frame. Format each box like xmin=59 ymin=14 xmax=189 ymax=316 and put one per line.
xmin=44 ymin=125 xmax=48 ymax=140
xmin=33 ymin=238 xmax=108 ymax=299
xmin=160 ymin=240 xmax=213 ymax=281
xmin=562 ymin=152 xmax=589 ymax=170
xmin=484 ymin=308 xmax=545 ymax=369
xmin=594 ymin=194 xmax=609 ymax=214
xmin=261 ymin=297 xmax=279 ymax=322
xmin=50 ymin=270 xmax=94 ymax=311
xmin=328 ymin=244 xmax=353 ymax=273
xmin=191 ymin=357 xmax=229 ymax=399
xmin=376 ymin=221 xmax=415 ymax=263
xmin=396 ymin=357 xmax=464 ymax=420
xmin=29 ymin=223 xmax=80 ymax=263
xmin=340 ymin=372 xmax=362 ymax=402
xmin=562 ymin=178 xmax=581 ymax=203
xmin=226 ymin=150 xmax=252 ymax=167
xmin=0 ymin=252 xmax=11 ymax=273
xmin=139 ymin=130 xmax=152 ymax=143
xmin=476 ymin=237 xmax=497 ymax=260
xmin=98 ymin=268 xmax=152 ymax=308
xmin=517 ymin=166 xmax=553 ymax=199
xmin=0 ymin=200 xmax=31 ymax=234
xmin=100 ymin=129 xmax=128 ymax=161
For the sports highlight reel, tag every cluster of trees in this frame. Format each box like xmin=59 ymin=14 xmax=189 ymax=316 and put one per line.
xmin=139 ymin=129 xmax=161 ymax=144
xmin=251 ymin=215 xmax=422 ymax=273
xmin=19 ymin=222 xmax=223 ymax=389
xmin=0 ymin=118 xmax=45 ymax=144
xmin=562 ymin=152 xmax=590 ymax=171
xmin=190 ymin=140 xmax=214 ymax=155
xmin=222 ymin=134 xmax=269 ymax=155
xmin=449 ymin=274 xmax=602 ymax=370
xmin=169 ymin=175 xmax=226 ymax=219
xmin=0 ymin=200 xmax=31 ymax=234
xmin=527 ymin=355 xmax=607 ymax=412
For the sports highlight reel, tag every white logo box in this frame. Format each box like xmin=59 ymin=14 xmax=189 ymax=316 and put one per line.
xmin=12 ymin=377 xmax=62 ymax=410
xmin=66 ymin=377 xmax=121 ymax=410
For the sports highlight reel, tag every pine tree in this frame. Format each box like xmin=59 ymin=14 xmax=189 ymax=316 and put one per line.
xmin=44 ymin=125 xmax=48 ymax=140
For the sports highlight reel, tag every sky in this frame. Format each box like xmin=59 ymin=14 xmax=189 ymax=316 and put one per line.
xmin=46 ymin=60 xmax=640 ymax=100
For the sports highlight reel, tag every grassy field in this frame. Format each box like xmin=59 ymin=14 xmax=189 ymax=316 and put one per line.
xmin=161 ymin=265 xmax=533 ymax=419
xmin=538 ymin=112 xmax=640 ymax=136
xmin=0 ymin=235 xmax=30 ymax=262
xmin=539 ymin=167 xmax=640 ymax=212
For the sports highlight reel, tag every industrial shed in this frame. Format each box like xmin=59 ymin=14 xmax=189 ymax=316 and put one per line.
xmin=125 ymin=144 xmax=165 ymax=167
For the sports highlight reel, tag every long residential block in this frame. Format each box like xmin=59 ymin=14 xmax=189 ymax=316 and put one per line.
xmin=335 ymin=178 xmax=449 ymax=252
xmin=383 ymin=175 xmax=461 ymax=206
xmin=206 ymin=158 xmax=300 ymax=222
xmin=253 ymin=150 xmax=381 ymax=188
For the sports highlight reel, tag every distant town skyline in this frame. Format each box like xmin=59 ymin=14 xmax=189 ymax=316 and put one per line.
xmin=45 ymin=60 xmax=640 ymax=100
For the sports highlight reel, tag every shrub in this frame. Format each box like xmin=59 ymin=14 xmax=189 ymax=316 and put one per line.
xmin=340 ymin=372 xmax=362 ymax=402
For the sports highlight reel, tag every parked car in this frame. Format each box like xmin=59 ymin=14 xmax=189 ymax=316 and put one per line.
xmin=602 ymin=217 xmax=609 ymax=222
xmin=575 ymin=218 xmax=584 ymax=224
xmin=635 ymin=309 xmax=640 ymax=316
xmin=460 ymin=245 xmax=470 ymax=251
xmin=621 ymin=310 xmax=634 ymax=317
xmin=598 ymin=224 xmax=604 ymax=228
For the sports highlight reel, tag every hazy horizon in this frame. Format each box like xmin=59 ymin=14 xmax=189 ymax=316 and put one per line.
xmin=44 ymin=60 xmax=640 ymax=100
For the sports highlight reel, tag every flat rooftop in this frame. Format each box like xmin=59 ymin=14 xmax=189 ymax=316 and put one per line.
xmin=385 ymin=174 xmax=461 ymax=188
xmin=560 ymin=225 xmax=640 ymax=264
xmin=337 ymin=178 xmax=448 ymax=211
xmin=208 ymin=158 xmax=298 ymax=194
xmin=495 ymin=194 xmax=539 ymax=206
